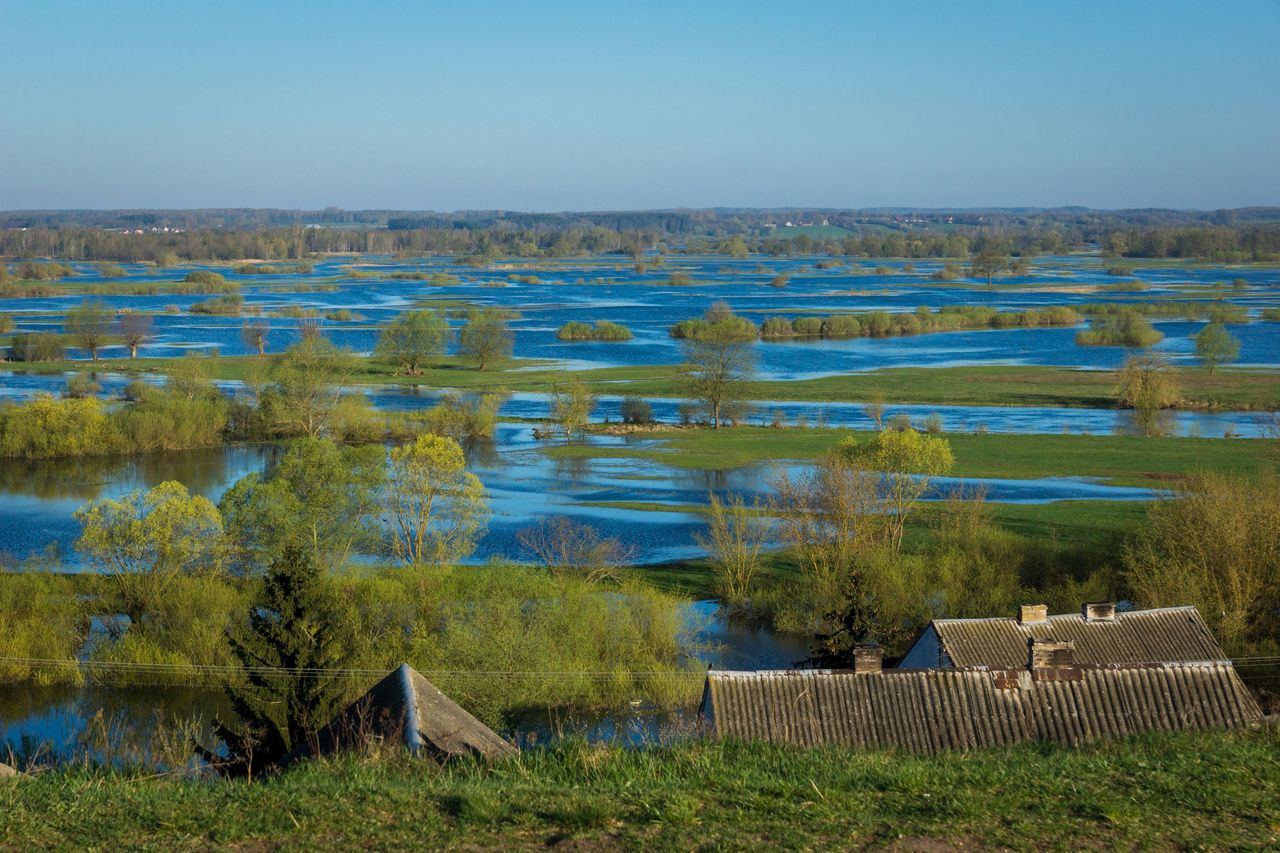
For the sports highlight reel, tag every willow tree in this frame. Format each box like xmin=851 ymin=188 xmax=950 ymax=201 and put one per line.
xmin=65 ymin=299 xmax=113 ymax=360
xmin=678 ymin=309 xmax=758 ymax=429
xmin=387 ymin=434 xmax=488 ymax=566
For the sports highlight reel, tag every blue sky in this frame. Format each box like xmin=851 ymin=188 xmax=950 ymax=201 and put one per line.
xmin=1 ymin=0 xmax=1277 ymax=210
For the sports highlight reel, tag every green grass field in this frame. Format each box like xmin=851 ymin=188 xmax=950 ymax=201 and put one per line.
xmin=3 ymin=731 xmax=1277 ymax=850
xmin=543 ymin=426 xmax=1273 ymax=485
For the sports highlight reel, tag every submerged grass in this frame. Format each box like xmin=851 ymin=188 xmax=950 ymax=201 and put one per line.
xmin=3 ymin=730 xmax=1278 ymax=850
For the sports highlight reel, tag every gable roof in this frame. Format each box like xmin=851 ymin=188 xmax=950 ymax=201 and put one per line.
xmin=919 ymin=606 xmax=1226 ymax=669
xmin=700 ymin=663 xmax=1261 ymax=753
xmin=302 ymin=663 xmax=517 ymax=762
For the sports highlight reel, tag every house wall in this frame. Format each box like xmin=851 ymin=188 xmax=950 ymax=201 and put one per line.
xmin=897 ymin=626 xmax=951 ymax=669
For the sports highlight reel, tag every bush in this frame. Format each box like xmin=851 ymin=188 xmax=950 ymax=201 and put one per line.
xmin=64 ymin=374 xmax=101 ymax=399
xmin=7 ymin=332 xmax=65 ymax=362
xmin=1076 ymin=312 xmax=1163 ymax=348
xmin=0 ymin=571 xmax=86 ymax=685
xmin=1124 ymin=473 xmax=1280 ymax=654
xmin=760 ymin=317 xmax=794 ymax=338
xmin=182 ymin=270 xmax=227 ymax=288
xmin=619 ymin=397 xmax=653 ymax=424
xmin=0 ymin=395 xmax=122 ymax=458
xmin=189 ymin=294 xmax=244 ymax=315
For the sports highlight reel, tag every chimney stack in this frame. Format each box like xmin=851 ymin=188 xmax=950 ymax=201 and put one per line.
xmin=852 ymin=646 xmax=883 ymax=674
xmin=1018 ymin=604 xmax=1048 ymax=625
xmin=1028 ymin=638 xmax=1075 ymax=670
xmin=1082 ymin=601 xmax=1117 ymax=623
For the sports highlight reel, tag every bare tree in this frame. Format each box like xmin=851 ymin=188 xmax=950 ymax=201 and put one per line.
xmin=518 ymin=516 xmax=631 ymax=585
xmin=241 ymin=320 xmax=269 ymax=356
xmin=118 ymin=312 xmax=153 ymax=359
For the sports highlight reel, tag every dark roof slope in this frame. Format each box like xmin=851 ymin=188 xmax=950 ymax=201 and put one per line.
xmin=701 ymin=663 xmax=1261 ymax=752
xmin=928 ymin=606 xmax=1225 ymax=668
xmin=301 ymin=664 xmax=516 ymax=762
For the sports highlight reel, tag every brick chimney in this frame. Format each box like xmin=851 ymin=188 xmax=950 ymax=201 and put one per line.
xmin=852 ymin=646 xmax=883 ymax=674
xmin=1082 ymin=601 xmax=1117 ymax=623
xmin=1028 ymin=638 xmax=1075 ymax=670
xmin=1018 ymin=604 xmax=1048 ymax=625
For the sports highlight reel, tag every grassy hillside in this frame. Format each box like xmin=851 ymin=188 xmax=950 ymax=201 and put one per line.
xmin=3 ymin=731 xmax=1277 ymax=850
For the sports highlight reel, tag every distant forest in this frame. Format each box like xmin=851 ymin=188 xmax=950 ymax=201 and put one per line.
xmin=1 ymin=207 xmax=1278 ymax=262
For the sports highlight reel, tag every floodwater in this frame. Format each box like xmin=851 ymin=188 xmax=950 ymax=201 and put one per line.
xmin=1 ymin=370 xmax=1272 ymax=439
xmin=0 ymin=424 xmax=1163 ymax=569
xmin=2 ymin=254 xmax=1279 ymax=377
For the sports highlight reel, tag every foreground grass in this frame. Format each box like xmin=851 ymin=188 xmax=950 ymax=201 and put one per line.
xmin=10 ymin=356 xmax=1279 ymax=410
xmin=545 ymin=426 xmax=1272 ymax=485
xmin=3 ymin=731 xmax=1277 ymax=850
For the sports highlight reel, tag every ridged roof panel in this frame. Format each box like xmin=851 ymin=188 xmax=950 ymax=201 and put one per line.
xmin=930 ymin=606 xmax=1226 ymax=668
xmin=702 ymin=663 xmax=1260 ymax=753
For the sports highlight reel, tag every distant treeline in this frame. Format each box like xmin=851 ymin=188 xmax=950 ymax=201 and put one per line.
xmin=1104 ymin=225 xmax=1280 ymax=261
xmin=2 ymin=208 xmax=1279 ymax=263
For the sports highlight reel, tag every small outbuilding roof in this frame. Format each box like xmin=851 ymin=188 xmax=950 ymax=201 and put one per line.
xmin=700 ymin=658 xmax=1261 ymax=753
xmin=906 ymin=605 xmax=1226 ymax=669
xmin=301 ymin=663 xmax=517 ymax=762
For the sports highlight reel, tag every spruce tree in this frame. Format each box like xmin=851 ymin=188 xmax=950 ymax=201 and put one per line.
xmin=204 ymin=545 xmax=354 ymax=777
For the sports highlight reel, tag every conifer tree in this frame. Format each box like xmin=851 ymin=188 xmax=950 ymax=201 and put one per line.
xmin=204 ymin=545 xmax=353 ymax=778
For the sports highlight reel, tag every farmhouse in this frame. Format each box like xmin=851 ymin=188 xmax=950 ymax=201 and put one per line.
xmin=897 ymin=603 xmax=1226 ymax=670
xmin=700 ymin=638 xmax=1262 ymax=752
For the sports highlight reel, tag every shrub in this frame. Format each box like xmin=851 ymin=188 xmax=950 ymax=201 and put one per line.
xmin=557 ymin=321 xmax=593 ymax=341
xmin=182 ymin=270 xmax=227 ymax=288
xmin=760 ymin=316 xmax=794 ymax=338
xmin=1076 ymin=312 xmax=1163 ymax=348
xmin=591 ymin=320 xmax=632 ymax=341
xmin=7 ymin=332 xmax=65 ymax=362
xmin=189 ymin=294 xmax=244 ymax=315
xmin=620 ymin=396 xmax=653 ymax=424
xmin=64 ymin=374 xmax=101 ymax=399
xmin=1124 ymin=473 xmax=1280 ymax=654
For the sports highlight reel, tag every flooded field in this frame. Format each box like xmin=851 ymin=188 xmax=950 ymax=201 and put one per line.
xmin=3 ymin=253 xmax=1279 ymax=375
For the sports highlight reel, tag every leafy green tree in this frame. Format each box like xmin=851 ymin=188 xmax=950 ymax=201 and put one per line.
xmin=260 ymin=337 xmax=356 ymax=437
xmin=0 ymin=313 xmax=13 ymax=335
xmin=834 ymin=428 xmax=955 ymax=551
xmin=166 ymin=352 xmax=219 ymax=401
xmin=64 ymin=299 xmax=113 ymax=360
xmin=1124 ymin=473 xmax=1280 ymax=653
xmin=458 ymin=308 xmax=513 ymax=370
xmin=1116 ymin=354 xmax=1180 ymax=436
xmin=74 ymin=481 xmax=224 ymax=622
xmin=387 ymin=434 xmax=488 ymax=566
xmin=1194 ymin=322 xmax=1240 ymax=374
xmin=678 ymin=311 xmax=758 ymax=429
xmin=551 ymin=379 xmax=597 ymax=440
xmin=374 ymin=309 xmax=449 ymax=375
xmin=968 ymin=249 xmax=1007 ymax=286
xmin=203 ymin=545 xmax=356 ymax=778
xmin=220 ymin=437 xmax=385 ymax=572
xmin=117 ymin=312 xmax=152 ymax=359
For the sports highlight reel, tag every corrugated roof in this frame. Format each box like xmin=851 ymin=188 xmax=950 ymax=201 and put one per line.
xmin=701 ymin=663 xmax=1261 ymax=753
xmin=927 ymin=606 xmax=1226 ymax=669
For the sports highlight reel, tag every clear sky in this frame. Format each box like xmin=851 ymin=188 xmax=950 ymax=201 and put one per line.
xmin=1 ymin=0 xmax=1278 ymax=210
